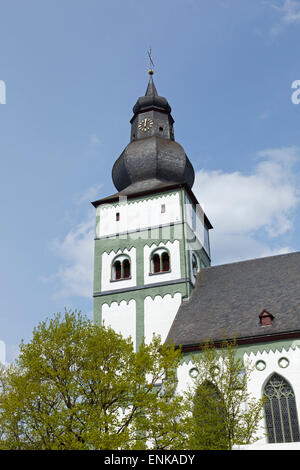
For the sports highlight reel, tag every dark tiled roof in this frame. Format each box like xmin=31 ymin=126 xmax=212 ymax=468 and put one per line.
xmin=112 ymin=136 xmax=195 ymax=192
xmin=167 ymin=251 xmax=300 ymax=347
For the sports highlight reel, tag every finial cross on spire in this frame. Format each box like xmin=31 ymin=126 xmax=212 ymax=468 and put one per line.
xmin=147 ymin=46 xmax=154 ymax=75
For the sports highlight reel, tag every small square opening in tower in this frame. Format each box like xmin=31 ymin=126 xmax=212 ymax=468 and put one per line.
xmin=161 ymin=204 xmax=166 ymax=213
xmin=116 ymin=212 xmax=120 ymax=221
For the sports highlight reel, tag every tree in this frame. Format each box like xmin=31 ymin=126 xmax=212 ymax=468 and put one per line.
xmin=0 ymin=311 xmax=187 ymax=450
xmin=186 ymin=339 xmax=266 ymax=450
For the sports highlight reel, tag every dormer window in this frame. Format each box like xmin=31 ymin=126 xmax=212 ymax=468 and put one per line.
xmin=259 ymin=309 xmax=274 ymax=326
xmin=111 ymin=255 xmax=131 ymax=281
xmin=150 ymin=248 xmax=170 ymax=274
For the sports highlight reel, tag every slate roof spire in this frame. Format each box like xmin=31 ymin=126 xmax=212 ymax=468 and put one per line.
xmin=111 ymin=69 xmax=195 ymax=192
xmin=145 ymin=71 xmax=158 ymax=97
xmin=132 ymin=71 xmax=171 ymax=115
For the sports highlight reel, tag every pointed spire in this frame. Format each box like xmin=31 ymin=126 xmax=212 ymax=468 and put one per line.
xmin=132 ymin=71 xmax=171 ymax=115
xmin=145 ymin=73 xmax=158 ymax=97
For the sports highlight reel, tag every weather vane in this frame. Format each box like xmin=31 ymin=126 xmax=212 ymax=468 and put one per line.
xmin=147 ymin=46 xmax=154 ymax=75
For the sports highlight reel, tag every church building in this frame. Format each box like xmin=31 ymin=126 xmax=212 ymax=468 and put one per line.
xmin=92 ymin=70 xmax=300 ymax=449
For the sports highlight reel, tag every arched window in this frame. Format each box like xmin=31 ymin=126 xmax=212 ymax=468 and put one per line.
xmin=162 ymin=251 xmax=170 ymax=272
xmin=123 ymin=258 xmax=130 ymax=278
xmin=113 ymin=260 xmax=121 ymax=280
xmin=264 ymin=373 xmax=300 ymax=443
xmin=111 ymin=255 xmax=131 ymax=281
xmin=153 ymin=253 xmax=161 ymax=273
xmin=150 ymin=248 xmax=170 ymax=274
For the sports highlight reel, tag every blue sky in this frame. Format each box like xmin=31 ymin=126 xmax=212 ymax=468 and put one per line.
xmin=1 ymin=0 xmax=300 ymax=361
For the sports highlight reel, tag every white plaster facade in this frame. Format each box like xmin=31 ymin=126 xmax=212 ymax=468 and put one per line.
xmin=96 ymin=192 xmax=181 ymax=239
xmin=176 ymin=344 xmax=300 ymax=448
xmin=102 ymin=299 xmax=136 ymax=350
xmin=144 ymin=293 xmax=182 ymax=344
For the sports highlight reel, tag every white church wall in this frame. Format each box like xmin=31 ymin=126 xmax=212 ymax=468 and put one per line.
xmin=176 ymin=359 xmax=195 ymax=395
xmin=184 ymin=193 xmax=210 ymax=257
xmin=144 ymin=240 xmax=181 ymax=285
xmin=176 ymin=345 xmax=300 ymax=448
xmin=96 ymin=192 xmax=181 ymax=238
xmin=101 ymin=247 xmax=136 ymax=292
xmin=144 ymin=293 xmax=182 ymax=344
xmin=102 ymin=299 xmax=136 ymax=350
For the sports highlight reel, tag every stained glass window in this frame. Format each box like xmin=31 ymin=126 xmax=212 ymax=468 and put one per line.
xmin=264 ymin=373 xmax=300 ymax=443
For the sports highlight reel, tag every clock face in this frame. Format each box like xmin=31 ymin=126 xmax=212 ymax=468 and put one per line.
xmin=138 ymin=118 xmax=153 ymax=132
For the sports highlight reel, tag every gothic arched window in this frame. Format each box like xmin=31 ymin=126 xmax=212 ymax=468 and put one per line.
xmin=111 ymin=255 xmax=131 ymax=281
xmin=150 ymin=248 xmax=170 ymax=274
xmin=264 ymin=373 xmax=300 ymax=443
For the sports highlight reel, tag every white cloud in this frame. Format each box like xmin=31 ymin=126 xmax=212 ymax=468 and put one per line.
xmin=269 ymin=0 xmax=300 ymax=35
xmin=193 ymin=146 xmax=299 ymax=264
xmin=50 ymin=211 xmax=94 ymax=299
xmin=6 ymin=344 xmax=20 ymax=365
xmin=210 ymin=232 xmax=293 ymax=265
xmin=275 ymin=0 xmax=300 ymax=23
xmin=75 ymin=184 xmax=102 ymax=205
xmin=90 ymin=134 xmax=101 ymax=146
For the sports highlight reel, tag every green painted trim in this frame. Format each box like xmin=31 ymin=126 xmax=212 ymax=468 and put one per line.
xmin=136 ymin=242 xmax=144 ymax=287
xmin=179 ymin=188 xmax=189 ymax=300
xmin=94 ymin=230 xmax=183 ymax=255
xmin=135 ymin=296 xmax=144 ymax=351
xmin=237 ymin=339 xmax=300 ymax=358
xmin=93 ymin=240 xmax=101 ymax=293
xmin=94 ymin=282 xmax=186 ymax=309
xmin=180 ymin=339 xmax=300 ymax=364
xmin=94 ymin=278 xmax=192 ymax=297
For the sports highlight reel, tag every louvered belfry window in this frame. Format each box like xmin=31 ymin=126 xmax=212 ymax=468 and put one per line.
xmin=264 ymin=373 xmax=300 ymax=443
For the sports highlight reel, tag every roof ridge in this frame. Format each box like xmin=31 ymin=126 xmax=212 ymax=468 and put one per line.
xmin=204 ymin=250 xmax=299 ymax=271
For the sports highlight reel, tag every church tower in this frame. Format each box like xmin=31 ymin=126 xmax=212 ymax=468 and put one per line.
xmin=92 ymin=71 xmax=212 ymax=350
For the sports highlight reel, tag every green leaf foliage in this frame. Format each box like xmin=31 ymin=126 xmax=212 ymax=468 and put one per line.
xmin=186 ymin=339 xmax=266 ymax=450
xmin=0 ymin=311 xmax=187 ymax=450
